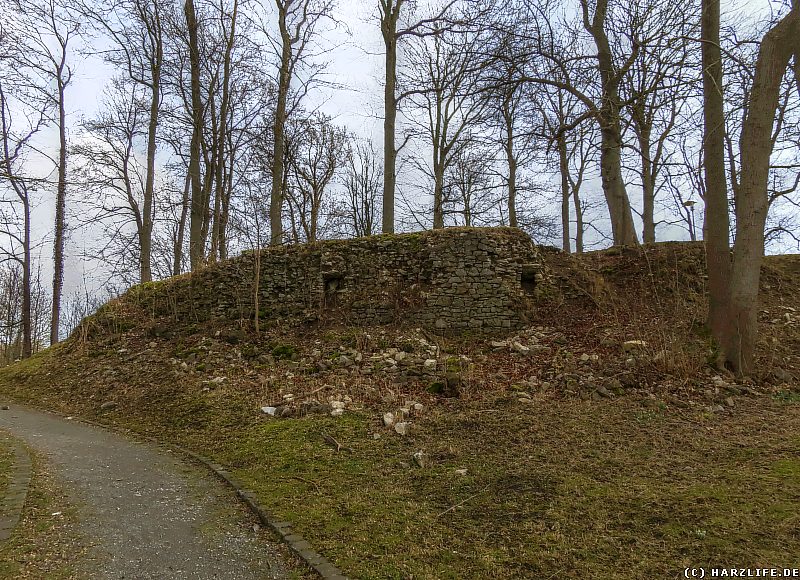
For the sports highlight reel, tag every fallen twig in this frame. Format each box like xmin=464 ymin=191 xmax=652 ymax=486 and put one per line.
xmin=322 ymin=432 xmax=353 ymax=453
xmin=435 ymin=486 xmax=490 ymax=518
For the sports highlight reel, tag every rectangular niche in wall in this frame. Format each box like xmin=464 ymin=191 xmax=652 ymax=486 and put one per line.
xmin=521 ymin=264 xmax=538 ymax=295
xmin=323 ymin=272 xmax=343 ymax=306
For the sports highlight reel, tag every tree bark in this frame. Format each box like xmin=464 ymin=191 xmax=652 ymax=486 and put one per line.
xmin=502 ymin=98 xmax=517 ymax=228
xmin=558 ymin=135 xmax=571 ymax=253
xmin=636 ymin=127 xmax=656 ymax=244
xmin=185 ymin=0 xmax=205 ymax=270
xmin=22 ymin=196 xmax=32 ymax=358
xmin=270 ymin=2 xmax=292 ymax=246
xmin=573 ymin=185 xmax=584 ymax=253
xmin=173 ymin=172 xmax=190 ymax=276
xmin=725 ymin=8 xmax=799 ymax=373
xmin=583 ymin=0 xmax=639 ymax=246
xmin=51 ymin=70 xmax=68 ymax=345
xmin=141 ymin=37 xmax=161 ymax=283
xmin=381 ymin=3 xmax=400 ymax=234
xmin=701 ymin=0 xmax=733 ymax=363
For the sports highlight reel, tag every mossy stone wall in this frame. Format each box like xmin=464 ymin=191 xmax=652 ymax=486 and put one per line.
xmin=127 ymin=227 xmax=547 ymax=332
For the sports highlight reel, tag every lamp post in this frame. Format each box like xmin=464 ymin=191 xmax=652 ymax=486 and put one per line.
xmin=683 ymin=200 xmax=697 ymax=241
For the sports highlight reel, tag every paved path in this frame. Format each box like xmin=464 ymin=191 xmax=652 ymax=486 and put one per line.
xmin=0 ymin=403 xmax=291 ymax=579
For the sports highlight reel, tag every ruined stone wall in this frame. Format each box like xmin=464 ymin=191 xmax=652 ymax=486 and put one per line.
xmin=133 ymin=227 xmax=547 ymax=332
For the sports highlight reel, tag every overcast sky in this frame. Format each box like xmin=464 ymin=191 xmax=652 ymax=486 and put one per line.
xmin=11 ymin=0 xmax=793 ymax=305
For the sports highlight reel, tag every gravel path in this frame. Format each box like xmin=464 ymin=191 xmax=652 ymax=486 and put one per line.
xmin=0 ymin=403 xmax=292 ymax=579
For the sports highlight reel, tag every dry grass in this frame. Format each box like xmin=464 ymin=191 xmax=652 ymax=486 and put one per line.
xmin=0 ymin=242 xmax=798 ymax=578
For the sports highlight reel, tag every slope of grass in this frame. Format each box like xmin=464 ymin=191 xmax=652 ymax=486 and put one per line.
xmin=0 ymin=243 xmax=798 ymax=578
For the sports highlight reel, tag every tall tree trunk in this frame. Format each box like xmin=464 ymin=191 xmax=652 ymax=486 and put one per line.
xmin=584 ymin=0 xmax=639 ymax=246
xmin=185 ymin=0 xmax=205 ymax=270
xmin=638 ymin=130 xmax=656 ymax=244
xmin=573 ymin=185 xmax=584 ymax=253
xmin=503 ymin=102 xmax=518 ymax=228
xmin=725 ymin=8 xmax=798 ymax=374
xmin=558 ymin=134 xmax=571 ymax=253
xmin=432 ymin=159 xmax=445 ymax=229
xmin=212 ymin=0 xmax=236 ymax=260
xmin=270 ymin=7 xmax=291 ymax=246
xmin=382 ymin=18 xmax=398 ymax=233
xmin=22 ymin=197 xmax=31 ymax=358
xmin=51 ymin=74 xmax=67 ymax=345
xmin=141 ymin=63 xmax=161 ymax=283
xmin=701 ymin=0 xmax=733 ymax=362
xmin=173 ymin=172 xmax=190 ymax=276
xmin=599 ymin=122 xmax=639 ymax=245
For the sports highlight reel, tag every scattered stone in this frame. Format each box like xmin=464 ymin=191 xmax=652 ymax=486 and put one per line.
xmin=622 ymin=340 xmax=648 ymax=353
xmin=412 ymin=403 xmax=424 ymax=413
xmin=454 ymin=468 xmax=468 ymax=476
xmin=411 ymin=451 xmax=426 ymax=468
xmin=595 ymin=385 xmax=613 ymax=398
xmin=490 ymin=341 xmax=507 ymax=350
xmin=445 ymin=371 xmax=462 ymax=390
xmin=100 ymin=401 xmax=118 ymax=411
xmin=330 ymin=401 xmax=346 ymax=410
xmin=511 ymin=342 xmax=530 ymax=356
xmin=725 ymin=396 xmax=735 ymax=408
xmin=394 ymin=422 xmax=410 ymax=436
xmin=383 ymin=412 xmax=396 ymax=427
xmin=330 ymin=408 xmax=344 ymax=417
xmin=210 ymin=376 xmax=226 ymax=384
xmin=423 ymin=359 xmax=437 ymax=370
xmin=580 ymin=353 xmax=591 ymax=363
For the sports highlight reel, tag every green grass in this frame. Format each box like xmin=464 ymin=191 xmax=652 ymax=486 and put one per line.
xmin=0 ymin=443 xmax=84 ymax=579
xmin=4 ymin=347 xmax=799 ymax=579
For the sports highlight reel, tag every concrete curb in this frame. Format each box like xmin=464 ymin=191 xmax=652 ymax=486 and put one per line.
xmin=0 ymin=432 xmax=32 ymax=542
xmin=0 ymin=402 xmax=348 ymax=579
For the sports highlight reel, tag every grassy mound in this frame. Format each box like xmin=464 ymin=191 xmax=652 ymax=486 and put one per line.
xmin=0 ymin=242 xmax=798 ymax=578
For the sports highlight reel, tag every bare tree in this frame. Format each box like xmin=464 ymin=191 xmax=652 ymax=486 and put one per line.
xmin=264 ymin=0 xmax=335 ymax=245
xmin=71 ymin=78 xmax=156 ymax=285
xmin=703 ymin=0 xmax=800 ymax=373
xmin=403 ymin=22 xmax=489 ymax=229
xmin=377 ymin=0 xmax=464 ymax=233
xmin=284 ymin=111 xmax=347 ymax=242
xmin=81 ymin=0 xmax=165 ymax=282
xmin=9 ymin=0 xmax=77 ymax=344
xmin=341 ymin=136 xmax=381 ymax=237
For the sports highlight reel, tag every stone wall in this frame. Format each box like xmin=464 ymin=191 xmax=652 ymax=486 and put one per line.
xmin=128 ymin=227 xmax=548 ymax=333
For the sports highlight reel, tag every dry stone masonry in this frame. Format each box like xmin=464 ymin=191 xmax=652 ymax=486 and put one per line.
xmin=126 ymin=227 xmax=549 ymax=333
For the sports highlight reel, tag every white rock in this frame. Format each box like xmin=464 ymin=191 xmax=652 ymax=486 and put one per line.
xmin=261 ymin=406 xmax=277 ymax=416
xmin=423 ymin=359 xmax=437 ymax=369
xmin=394 ymin=422 xmax=410 ymax=436
xmin=511 ymin=342 xmax=530 ymax=355
xmin=211 ymin=376 xmax=226 ymax=384
xmin=622 ymin=340 xmax=648 ymax=353
xmin=412 ymin=403 xmax=424 ymax=413
xmin=490 ymin=341 xmax=507 ymax=349
xmin=330 ymin=408 xmax=344 ymax=417
xmin=383 ymin=412 xmax=396 ymax=427
xmin=331 ymin=401 xmax=346 ymax=410
xmin=394 ymin=351 xmax=407 ymax=362
xmin=455 ymin=468 xmax=468 ymax=476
